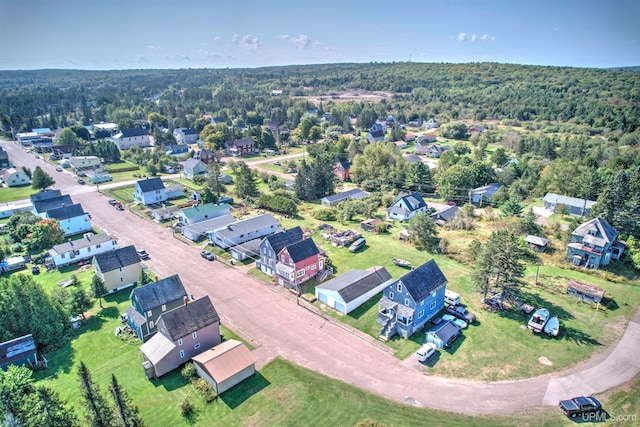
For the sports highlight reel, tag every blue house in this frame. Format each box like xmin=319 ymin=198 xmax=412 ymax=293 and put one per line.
xmin=134 ymin=177 xmax=167 ymax=206
xmin=469 ymin=183 xmax=502 ymax=206
xmin=0 ymin=334 xmax=38 ymax=370
xmin=377 ymin=259 xmax=448 ymax=339
xmin=543 ymin=193 xmax=596 ymax=217
xmin=567 ymin=217 xmax=625 ymax=269
xmin=366 ymin=123 xmax=385 ymax=143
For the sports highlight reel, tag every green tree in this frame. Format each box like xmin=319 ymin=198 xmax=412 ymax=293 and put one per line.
xmin=109 ymin=374 xmax=145 ymax=427
xmin=66 ymin=287 xmax=93 ymax=320
xmin=439 ymin=122 xmax=468 ymax=139
xmin=31 ymin=166 xmax=55 ymax=190
xmin=90 ymin=274 xmax=107 ymax=309
xmin=205 ymin=161 xmax=225 ymax=199
xmin=349 ymin=143 xmax=406 ymax=191
xmin=234 ymin=162 xmax=259 ymax=199
xmin=407 ymin=213 xmax=439 ymax=251
xmin=500 ymin=198 xmax=523 ymax=217
xmin=490 ymin=147 xmax=508 ymax=167
xmin=405 ymin=161 xmax=432 ymax=192
xmin=26 ymin=219 xmax=65 ymax=251
xmin=138 ymin=269 xmax=151 ymax=286
xmin=78 ymin=362 xmax=116 ymax=427
xmin=56 ymin=127 xmax=80 ymax=146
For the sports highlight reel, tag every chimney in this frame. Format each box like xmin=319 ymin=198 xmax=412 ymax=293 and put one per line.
xmin=183 ymin=296 xmax=188 ymax=305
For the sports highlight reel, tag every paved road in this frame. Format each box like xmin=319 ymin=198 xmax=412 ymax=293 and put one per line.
xmin=3 ymin=139 xmax=640 ymax=415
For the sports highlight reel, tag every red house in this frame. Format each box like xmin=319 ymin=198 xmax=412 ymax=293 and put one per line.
xmin=225 ymin=138 xmax=256 ymax=157
xmin=196 ymin=149 xmax=217 ymax=164
xmin=275 ymin=239 xmax=324 ymax=289
xmin=334 ymin=161 xmax=352 ymax=181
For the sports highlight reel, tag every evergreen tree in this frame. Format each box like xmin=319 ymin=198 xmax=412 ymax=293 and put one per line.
xmin=66 ymin=287 xmax=93 ymax=320
xmin=90 ymin=274 xmax=108 ymax=308
xmin=31 ymin=166 xmax=55 ymax=190
xmin=234 ymin=162 xmax=259 ymax=199
xmin=407 ymin=213 xmax=439 ymax=251
xmin=500 ymin=198 xmax=523 ymax=217
xmin=78 ymin=362 xmax=116 ymax=427
xmin=405 ymin=162 xmax=432 ymax=192
xmin=109 ymin=374 xmax=145 ymax=427
xmin=205 ymin=161 xmax=225 ymax=199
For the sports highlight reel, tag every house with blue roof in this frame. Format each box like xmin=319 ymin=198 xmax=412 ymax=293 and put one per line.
xmin=366 ymin=123 xmax=385 ymax=143
xmin=567 ymin=217 xmax=625 ymax=269
xmin=543 ymin=192 xmax=597 ymax=217
xmin=377 ymin=259 xmax=448 ymax=339
xmin=469 ymin=183 xmax=502 ymax=206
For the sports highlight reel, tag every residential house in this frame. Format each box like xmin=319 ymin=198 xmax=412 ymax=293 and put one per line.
xmin=366 ymin=123 xmax=385 ymax=143
xmin=70 ymin=156 xmax=102 ymax=173
xmin=266 ymin=120 xmax=278 ymax=131
xmin=49 ymin=232 xmax=118 ymax=268
xmin=334 ymin=161 xmax=352 ymax=181
xmin=195 ymin=149 xmax=217 ymax=164
xmin=543 ymin=193 xmax=596 ymax=217
xmin=126 ymin=274 xmax=189 ymax=342
xmin=152 ymin=205 xmax=180 ymax=222
xmin=107 ymin=128 xmax=151 ymax=149
xmin=229 ymin=238 xmax=262 ymax=261
xmin=386 ymin=192 xmax=428 ymax=222
xmin=403 ymin=154 xmax=422 ymax=164
xmin=469 ymin=183 xmax=502 ymax=206
xmin=181 ymin=214 xmax=236 ymax=242
xmin=417 ymin=134 xmax=437 ymax=145
xmin=32 ymin=127 xmax=55 ymax=137
xmin=165 ymin=184 xmax=184 ymax=200
xmin=211 ymin=214 xmax=279 ymax=249
xmin=182 ymin=158 xmax=208 ymax=180
xmin=210 ymin=117 xmax=227 ymax=125
xmin=315 ymin=267 xmax=392 ymax=314
xmin=1 ymin=168 xmax=30 ymax=187
xmin=377 ymin=259 xmax=448 ymax=339
xmin=256 ymin=226 xmax=304 ymax=276
xmin=524 ymin=235 xmax=550 ymax=252
xmin=93 ymin=245 xmax=143 ymax=293
xmin=405 ymin=132 xmax=416 ymax=142
xmin=164 ymin=144 xmax=189 ymax=156
xmin=45 ymin=204 xmax=92 ymax=236
xmin=431 ymin=205 xmax=460 ymax=226
xmin=425 ymin=144 xmax=451 ymax=158
xmin=0 ymin=334 xmax=38 ymax=370
xmin=224 ymin=138 xmax=256 ymax=157
xmin=393 ymin=140 xmax=408 ymax=149
xmin=0 ymin=147 xmax=10 ymax=168
xmin=566 ymin=217 xmax=625 ymax=269
xmin=468 ymin=125 xmax=485 ymax=133
xmin=176 ymin=203 xmax=231 ymax=225
xmin=414 ymin=139 xmax=430 ymax=155
xmin=425 ymin=320 xmax=461 ymax=349
xmin=192 ymin=340 xmax=256 ymax=394
xmin=30 ymin=189 xmax=61 ymax=202
xmin=50 ymin=145 xmax=74 ymax=160
xmin=141 ymin=296 xmax=221 ymax=378
xmin=423 ymin=118 xmax=438 ymax=129
xmin=275 ymin=238 xmax=324 ymax=289
xmin=321 ymin=188 xmax=370 ymax=207
xmin=173 ymin=128 xmax=199 ymax=144
xmin=134 ymin=177 xmax=167 ymax=205
xmin=32 ymin=194 xmax=73 ymax=217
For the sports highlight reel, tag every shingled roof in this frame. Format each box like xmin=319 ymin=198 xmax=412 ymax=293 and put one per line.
xmin=396 ymin=259 xmax=447 ymax=303
xmin=118 ymin=128 xmax=149 ymax=138
xmin=46 ymin=203 xmax=85 ymax=220
xmin=160 ymin=296 xmax=219 ymax=342
xmin=132 ymin=274 xmax=187 ymax=312
xmin=264 ymin=226 xmax=304 ymax=254
xmin=30 ymin=189 xmax=62 ymax=202
xmin=572 ymin=217 xmax=618 ymax=244
xmin=94 ymin=245 xmax=140 ymax=273
xmin=136 ymin=177 xmax=165 ymax=192
xmin=317 ymin=267 xmax=392 ymax=303
xmin=283 ymin=238 xmax=319 ymax=263
xmin=32 ymin=194 xmax=73 ymax=214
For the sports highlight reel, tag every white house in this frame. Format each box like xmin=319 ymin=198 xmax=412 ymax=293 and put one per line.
xmin=1 ymin=168 xmax=31 ymax=187
xmin=176 ymin=203 xmax=231 ymax=225
xmin=182 ymin=158 xmax=207 ymax=180
xmin=70 ymin=156 xmax=102 ymax=172
xmin=45 ymin=203 xmax=92 ymax=236
xmin=181 ymin=214 xmax=236 ymax=242
xmin=173 ymin=128 xmax=199 ymax=144
xmin=211 ymin=214 xmax=279 ymax=249
xmin=134 ymin=177 xmax=167 ymax=205
xmin=48 ymin=233 xmax=118 ymax=268
xmin=315 ymin=267 xmax=393 ymax=314
xmin=107 ymin=128 xmax=151 ymax=150
xmin=386 ymin=192 xmax=428 ymax=221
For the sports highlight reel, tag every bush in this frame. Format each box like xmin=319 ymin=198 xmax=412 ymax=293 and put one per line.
xmin=180 ymin=396 xmax=195 ymax=418
xmin=193 ymin=378 xmax=217 ymax=403
xmin=193 ymin=175 xmax=206 ymax=185
xmin=256 ymin=194 xmax=297 ymax=216
xmin=313 ymin=208 xmax=337 ymax=222
xmin=181 ymin=363 xmax=198 ymax=381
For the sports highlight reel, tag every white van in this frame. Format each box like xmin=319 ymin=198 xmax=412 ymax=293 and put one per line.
xmin=445 ymin=289 xmax=461 ymax=306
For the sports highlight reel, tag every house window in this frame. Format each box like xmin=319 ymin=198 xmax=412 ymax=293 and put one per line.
xmin=194 ymin=343 xmax=200 ymax=350
xmin=404 ymin=298 xmax=410 ymax=306
xmin=397 ymin=283 xmax=402 ymax=292
xmin=149 ymin=321 xmax=154 ymax=329
xmin=147 ymin=310 xmax=152 ymax=317
xmin=420 ymin=300 xmax=424 ymax=306
xmin=120 ymin=277 xmax=123 ymax=282
xmin=178 ymin=338 xmax=183 ymax=346
xmin=296 ymin=270 xmax=305 ymax=277
xmin=389 ymin=291 xmax=394 ymax=299
xmin=179 ymin=350 xmax=185 ymax=358
xmin=192 ymin=331 xmax=197 ymax=339
xmin=87 ymin=247 xmax=91 ymax=252
xmin=61 ymin=254 xmax=66 ymax=259
xmin=311 ymin=264 xmax=316 ymax=270
xmin=161 ymin=304 xmax=166 ymax=312
xmin=431 ymin=290 xmax=436 ymax=298
xmin=418 ymin=309 xmax=425 ymax=318
xmin=96 ymin=244 xmax=101 ymax=248
xmin=430 ymin=301 xmax=436 ymax=310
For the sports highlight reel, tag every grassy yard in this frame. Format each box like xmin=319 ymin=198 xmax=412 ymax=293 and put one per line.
xmin=0 ymin=184 xmax=37 ymax=203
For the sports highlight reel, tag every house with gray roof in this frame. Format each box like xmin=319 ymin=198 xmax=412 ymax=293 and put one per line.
xmin=275 ymin=238 xmax=324 ymax=290
xmin=469 ymin=183 xmax=502 ymax=206
xmin=182 ymin=158 xmax=207 ymax=180
xmin=431 ymin=205 xmax=460 ymax=226
xmin=93 ymin=245 xmax=142 ymax=293
xmin=316 ymin=267 xmax=392 ymax=314
xmin=141 ymin=296 xmax=221 ymax=378
xmin=321 ymin=188 xmax=370 ymax=207
xmin=256 ymin=226 xmax=304 ymax=276
xmin=176 ymin=203 xmax=231 ymax=225
xmin=386 ymin=191 xmax=428 ymax=222
xmin=211 ymin=214 xmax=279 ymax=249
xmin=181 ymin=214 xmax=236 ymax=242
xmin=0 ymin=334 xmax=37 ymax=370
xmin=49 ymin=232 xmax=118 ymax=268
xmin=32 ymin=194 xmax=73 ymax=217
xmin=127 ymin=274 xmax=188 ymax=341
xmin=543 ymin=192 xmax=597 ymax=217
xmin=134 ymin=177 xmax=167 ymax=205
xmin=1 ymin=168 xmax=30 ymax=187
xmin=45 ymin=203 xmax=92 ymax=236
xmin=30 ymin=189 xmax=61 ymax=202
xmin=229 ymin=238 xmax=263 ymax=261
xmin=224 ymin=138 xmax=256 ymax=157
xmin=567 ymin=217 xmax=624 ymax=269
xmin=524 ymin=235 xmax=550 ymax=252
xmin=366 ymin=123 xmax=385 ymax=143
xmin=377 ymin=259 xmax=448 ymax=339
xmin=173 ymin=127 xmax=199 ymax=144
xmin=107 ymin=127 xmax=150 ymax=149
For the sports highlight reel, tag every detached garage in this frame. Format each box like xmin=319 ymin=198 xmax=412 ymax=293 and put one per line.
xmin=192 ymin=340 xmax=256 ymax=394
xmin=315 ymin=266 xmax=392 ymax=314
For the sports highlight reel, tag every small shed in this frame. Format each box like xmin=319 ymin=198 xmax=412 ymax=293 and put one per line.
xmin=192 ymin=340 xmax=257 ymax=394
xmin=399 ymin=229 xmax=410 ymax=241
xmin=0 ymin=334 xmax=37 ymax=370
xmin=321 ymin=188 xmax=370 ymax=207
xmin=360 ymin=218 xmax=382 ymax=233
xmin=524 ymin=235 xmax=550 ymax=252
xmin=567 ymin=279 xmax=605 ymax=304
xmin=1 ymin=256 xmax=26 ymax=272
xmin=425 ymin=320 xmax=461 ymax=349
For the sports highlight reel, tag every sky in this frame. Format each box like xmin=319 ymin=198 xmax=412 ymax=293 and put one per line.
xmin=0 ymin=0 xmax=638 ymax=70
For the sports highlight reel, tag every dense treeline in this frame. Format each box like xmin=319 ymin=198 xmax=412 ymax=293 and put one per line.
xmin=1 ymin=63 xmax=638 ymax=136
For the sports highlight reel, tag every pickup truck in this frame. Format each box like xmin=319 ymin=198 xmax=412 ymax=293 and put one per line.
xmin=559 ymin=396 xmax=603 ymax=418
xmin=445 ymin=305 xmax=476 ymax=324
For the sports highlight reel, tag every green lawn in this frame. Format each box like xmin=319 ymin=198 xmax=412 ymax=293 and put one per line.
xmin=0 ymin=184 xmax=37 ymax=203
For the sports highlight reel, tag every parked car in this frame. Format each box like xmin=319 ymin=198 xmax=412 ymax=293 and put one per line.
xmin=31 ymin=265 xmax=40 ymax=275
xmin=200 ymin=250 xmax=215 ymax=261
xmin=108 ymin=199 xmax=117 ymax=205
xmin=55 ymin=166 xmax=63 ymax=172
xmin=77 ymin=178 xmax=85 ymax=185
xmin=348 ymin=238 xmax=366 ymax=253
xmin=446 ymin=305 xmax=476 ymax=324
xmin=442 ymin=314 xmax=468 ymax=329
xmin=115 ymin=204 xmax=125 ymax=211
xmin=415 ymin=342 xmax=438 ymax=362
xmin=559 ymin=396 xmax=603 ymax=418
xmin=136 ymin=249 xmax=149 ymax=260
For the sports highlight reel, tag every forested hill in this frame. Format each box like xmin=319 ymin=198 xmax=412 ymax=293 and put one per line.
xmin=1 ymin=62 xmax=639 ymax=134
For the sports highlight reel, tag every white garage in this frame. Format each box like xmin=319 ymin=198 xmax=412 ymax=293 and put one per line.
xmin=315 ymin=267 xmax=392 ymax=314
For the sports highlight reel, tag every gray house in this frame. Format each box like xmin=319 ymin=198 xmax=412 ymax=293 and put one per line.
xmin=315 ymin=267 xmax=392 ymax=314
xmin=211 ymin=214 xmax=279 ymax=249
xmin=182 ymin=158 xmax=207 ymax=180
xmin=321 ymin=188 xmax=370 ymax=207
xmin=543 ymin=193 xmax=596 ymax=217
xmin=469 ymin=183 xmax=502 ymax=206
xmin=377 ymin=260 xmax=448 ymax=339
xmin=431 ymin=205 xmax=460 ymax=226
xmin=126 ymin=275 xmax=189 ymax=341
xmin=566 ymin=217 xmax=624 ymax=269
xmin=141 ymin=296 xmax=221 ymax=379
xmin=256 ymin=226 xmax=304 ymax=276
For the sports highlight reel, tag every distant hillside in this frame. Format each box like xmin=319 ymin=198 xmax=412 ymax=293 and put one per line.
xmin=609 ymin=66 xmax=640 ymax=72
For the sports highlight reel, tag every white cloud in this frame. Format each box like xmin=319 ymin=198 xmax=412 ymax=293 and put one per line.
xmin=232 ymin=33 xmax=261 ymax=51
xmin=292 ymin=34 xmax=312 ymax=49
xmin=459 ymin=33 xmax=494 ymax=42
xmin=279 ymin=34 xmax=290 ymax=40
xmin=458 ymin=32 xmax=467 ymax=41
xmin=145 ymin=45 xmax=161 ymax=50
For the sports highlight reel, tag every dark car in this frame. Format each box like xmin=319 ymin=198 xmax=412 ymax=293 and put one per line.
xmin=559 ymin=396 xmax=603 ymax=419
xmin=77 ymin=178 xmax=85 ymax=185
xmin=200 ymin=250 xmax=215 ymax=261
